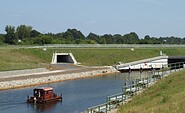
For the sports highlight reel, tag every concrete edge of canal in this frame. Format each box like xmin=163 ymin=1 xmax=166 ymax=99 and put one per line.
xmin=0 ymin=66 xmax=120 ymax=90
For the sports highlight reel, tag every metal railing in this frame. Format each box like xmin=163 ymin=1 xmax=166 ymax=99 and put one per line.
xmin=86 ymin=61 xmax=185 ymax=113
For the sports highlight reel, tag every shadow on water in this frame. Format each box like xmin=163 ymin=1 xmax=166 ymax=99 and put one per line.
xmin=26 ymin=101 xmax=62 ymax=113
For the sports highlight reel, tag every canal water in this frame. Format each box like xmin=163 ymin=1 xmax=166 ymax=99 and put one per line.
xmin=0 ymin=72 xmax=144 ymax=113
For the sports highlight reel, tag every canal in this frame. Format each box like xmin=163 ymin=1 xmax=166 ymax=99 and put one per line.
xmin=0 ymin=72 xmax=144 ymax=113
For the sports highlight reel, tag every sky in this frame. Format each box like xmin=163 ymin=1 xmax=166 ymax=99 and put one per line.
xmin=0 ymin=0 xmax=185 ymax=38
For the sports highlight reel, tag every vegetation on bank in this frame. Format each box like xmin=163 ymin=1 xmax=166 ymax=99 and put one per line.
xmin=1 ymin=25 xmax=185 ymax=45
xmin=1 ymin=47 xmax=185 ymax=71
xmin=118 ymin=69 xmax=185 ymax=113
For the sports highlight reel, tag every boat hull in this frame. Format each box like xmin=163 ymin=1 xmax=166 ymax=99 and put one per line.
xmin=27 ymin=96 xmax=62 ymax=104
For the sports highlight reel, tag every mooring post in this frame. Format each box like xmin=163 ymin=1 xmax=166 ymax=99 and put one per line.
xmin=135 ymin=79 xmax=137 ymax=92
xmin=169 ymin=64 xmax=171 ymax=73
xmin=122 ymin=93 xmax=124 ymax=105
xmin=151 ymin=67 xmax=154 ymax=83
xmin=140 ymin=68 xmax=142 ymax=80
xmin=179 ymin=62 xmax=181 ymax=71
xmin=129 ymin=68 xmax=131 ymax=83
xmin=132 ymin=81 xmax=134 ymax=88
xmin=106 ymin=97 xmax=109 ymax=112
xmin=147 ymin=74 xmax=149 ymax=87
xmin=98 ymin=106 xmax=100 ymax=112
xmin=136 ymin=79 xmax=139 ymax=91
xmin=142 ymin=78 xmax=145 ymax=88
xmin=123 ymin=82 xmax=127 ymax=94
xmin=106 ymin=103 xmax=108 ymax=113
xmin=132 ymin=81 xmax=134 ymax=95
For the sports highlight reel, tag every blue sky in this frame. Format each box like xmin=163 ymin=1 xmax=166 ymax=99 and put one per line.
xmin=0 ymin=0 xmax=185 ymax=38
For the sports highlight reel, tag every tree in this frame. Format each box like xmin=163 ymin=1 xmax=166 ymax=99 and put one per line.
xmin=87 ymin=32 xmax=99 ymax=43
xmin=30 ymin=30 xmax=41 ymax=38
xmin=16 ymin=25 xmax=32 ymax=40
xmin=51 ymin=39 xmax=61 ymax=44
xmin=0 ymin=34 xmax=5 ymax=45
xmin=68 ymin=29 xmax=85 ymax=39
xmin=143 ymin=35 xmax=161 ymax=44
xmin=4 ymin=25 xmax=16 ymax=44
xmin=61 ymin=29 xmax=85 ymax=44
xmin=63 ymin=29 xmax=85 ymax=39
xmin=85 ymin=40 xmax=96 ymax=44
xmin=63 ymin=30 xmax=74 ymax=41
xmin=33 ymin=35 xmax=53 ymax=45
xmin=122 ymin=32 xmax=140 ymax=44
xmin=114 ymin=34 xmax=125 ymax=44
xmin=100 ymin=34 xmax=115 ymax=44
xmin=99 ymin=37 xmax=107 ymax=44
xmin=75 ymin=39 xmax=86 ymax=44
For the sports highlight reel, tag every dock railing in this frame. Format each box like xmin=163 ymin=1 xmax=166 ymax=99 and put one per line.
xmin=86 ymin=61 xmax=185 ymax=113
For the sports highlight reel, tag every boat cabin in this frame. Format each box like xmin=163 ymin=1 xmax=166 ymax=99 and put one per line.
xmin=34 ymin=87 xmax=54 ymax=99
xmin=27 ymin=87 xmax=62 ymax=103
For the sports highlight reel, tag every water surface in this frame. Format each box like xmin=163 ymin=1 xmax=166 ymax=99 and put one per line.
xmin=0 ymin=73 xmax=132 ymax=113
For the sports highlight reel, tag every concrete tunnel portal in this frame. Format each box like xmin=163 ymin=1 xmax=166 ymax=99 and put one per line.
xmin=57 ymin=55 xmax=73 ymax=63
xmin=51 ymin=53 xmax=77 ymax=64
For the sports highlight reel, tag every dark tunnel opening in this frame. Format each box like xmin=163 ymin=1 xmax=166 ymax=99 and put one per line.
xmin=57 ymin=55 xmax=74 ymax=63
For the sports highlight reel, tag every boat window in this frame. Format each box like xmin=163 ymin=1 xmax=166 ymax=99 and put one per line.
xmin=40 ymin=91 xmax=44 ymax=96
xmin=45 ymin=91 xmax=48 ymax=95
xmin=49 ymin=90 xmax=53 ymax=94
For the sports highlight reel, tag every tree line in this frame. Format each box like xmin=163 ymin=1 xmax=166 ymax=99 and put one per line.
xmin=0 ymin=25 xmax=185 ymax=45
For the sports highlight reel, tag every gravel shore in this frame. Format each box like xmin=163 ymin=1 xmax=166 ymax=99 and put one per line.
xmin=0 ymin=66 xmax=119 ymax=90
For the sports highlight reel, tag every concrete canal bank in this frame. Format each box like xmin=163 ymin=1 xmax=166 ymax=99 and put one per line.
xmin=0 ymin=66 xmax=120 ymax=90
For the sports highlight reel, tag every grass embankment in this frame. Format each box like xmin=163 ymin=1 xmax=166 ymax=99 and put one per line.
xmin=118 ymin=70 xmax=185 ymax=113
xmin=1 ymin=47 xmax=185 ymax=71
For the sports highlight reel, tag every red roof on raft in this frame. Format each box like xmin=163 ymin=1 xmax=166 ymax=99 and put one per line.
xmin=34 ymin=87 xmax=53 ymax=91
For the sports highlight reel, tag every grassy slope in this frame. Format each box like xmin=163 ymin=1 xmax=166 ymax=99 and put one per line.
xmin=0 ymin=49 xmax=48 ymax=71
xmin=1 ymin=47 xmax=185 ymax=112
xmin=118 ymin=70 xmax=185 ymax=113
xmin=1 ymin=47 xmax=185 ymax=71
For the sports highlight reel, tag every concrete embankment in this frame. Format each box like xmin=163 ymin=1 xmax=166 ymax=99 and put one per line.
xmin=0 ymin=66 xmax=120 ymax=90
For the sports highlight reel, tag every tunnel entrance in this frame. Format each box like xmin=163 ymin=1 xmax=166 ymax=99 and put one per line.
xmin=51 ymin=53 xmax=77 ymax=64
xmin=168 ymin=56 xmax=185 ymax=64
xmin=168 ymin=56 xmax=185 ymax=69
xmin=57 ymin=55 xmax=74 ymax=63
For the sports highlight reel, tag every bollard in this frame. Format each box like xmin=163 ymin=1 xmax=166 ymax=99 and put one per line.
xmin=136 ymin=79 xmax=139 ymax=91
xmin=123 ymin=82 xmax=127 ymax=94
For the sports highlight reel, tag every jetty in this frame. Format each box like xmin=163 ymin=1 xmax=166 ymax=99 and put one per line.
xmin=115 ymin=56 xmax=185 ymax=72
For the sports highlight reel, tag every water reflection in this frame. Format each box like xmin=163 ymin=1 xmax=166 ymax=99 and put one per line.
xmin=27 ymin=101 xmax=61 ymax=113
xmin=0 ymin=72 xmax=147 ymax=113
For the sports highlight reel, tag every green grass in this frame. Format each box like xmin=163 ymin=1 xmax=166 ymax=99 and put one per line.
xmin=0 ymin=49 xmax=46 ymax=71
xmin=1 ymin=47 xmax=185 ymax=71
xmin=118 ymin=70 xmax=185 ymax=113
xmin=1 ymin=46 xmax=185 ymax=112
